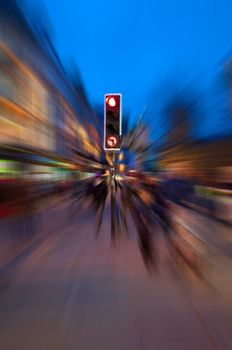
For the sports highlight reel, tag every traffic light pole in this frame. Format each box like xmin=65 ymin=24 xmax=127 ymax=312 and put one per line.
xmin=104 ymin=93 xmax=122 ymax=239
xmin=110 ymin=152 xmax=117 ymax=242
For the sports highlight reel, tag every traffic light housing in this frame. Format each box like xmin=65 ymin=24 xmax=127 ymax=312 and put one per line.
xmin=104 ymin=93 xmax=122 ymax=150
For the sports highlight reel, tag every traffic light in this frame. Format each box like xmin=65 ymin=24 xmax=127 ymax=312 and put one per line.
xmin=104 ymin=93 xmax=122 ymax=150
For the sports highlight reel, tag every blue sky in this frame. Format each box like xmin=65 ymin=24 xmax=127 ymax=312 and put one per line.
xmin=30 ymin=0 xmax=232 ymax=130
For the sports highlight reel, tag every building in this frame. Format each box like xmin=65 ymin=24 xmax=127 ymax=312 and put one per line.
xmin=0 ymin=0 xmax=99 ymax=178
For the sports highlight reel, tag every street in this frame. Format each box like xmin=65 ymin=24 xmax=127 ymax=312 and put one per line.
xmin=0 ymin=201 xmax=232 ymax=350
xmin=1 ymin=1 xmax=232 ymax=349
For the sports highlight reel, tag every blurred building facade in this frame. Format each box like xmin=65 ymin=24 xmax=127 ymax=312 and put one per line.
xmin=0 ymin=0 xmax=99 ymax=176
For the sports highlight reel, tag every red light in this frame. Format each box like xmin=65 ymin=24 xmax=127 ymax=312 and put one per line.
xmin=106 ymin=96 xmax=117 ymax=107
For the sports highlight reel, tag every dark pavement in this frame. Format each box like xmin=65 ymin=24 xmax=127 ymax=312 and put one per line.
xmin=0 ymin=203 xmax=232 ymax=350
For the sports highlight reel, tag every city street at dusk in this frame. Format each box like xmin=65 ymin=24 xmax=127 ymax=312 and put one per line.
xmin=1 ymin=0 xmax=232 ymax=349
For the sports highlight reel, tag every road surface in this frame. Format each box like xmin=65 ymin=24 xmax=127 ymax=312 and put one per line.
xmin=0 ymin=202 xmax=231 ymax=350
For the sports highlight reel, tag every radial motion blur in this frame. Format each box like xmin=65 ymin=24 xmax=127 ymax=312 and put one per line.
xmin=1 ymin=1 xmax=232 ymax=350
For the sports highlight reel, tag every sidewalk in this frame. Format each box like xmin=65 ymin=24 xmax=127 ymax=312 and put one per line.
xmin=0 ymin=197 xmax=72 ymax=270
xmin=172 ymin=204 xmax=232 ymax=298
